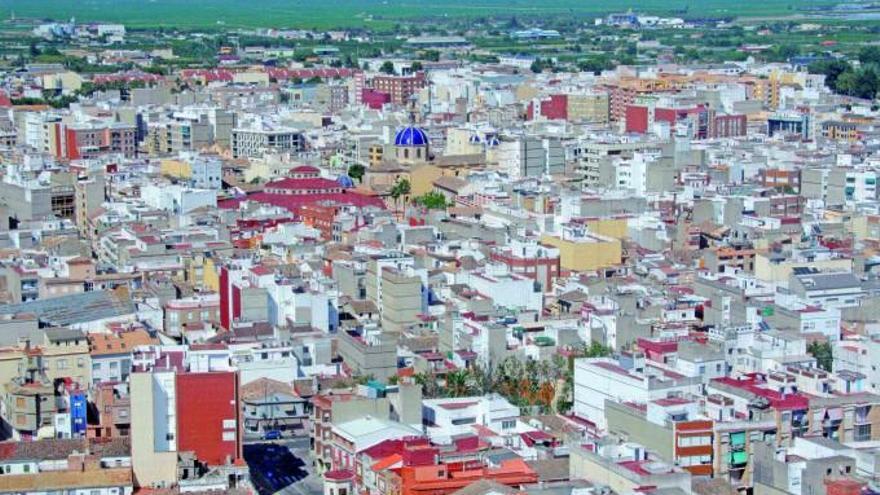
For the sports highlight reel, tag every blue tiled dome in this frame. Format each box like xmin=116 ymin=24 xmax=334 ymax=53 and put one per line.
xmin=337 ymin=175 xmax=355 ymax=188
xmin=394 ymin=126 xmax=429 ymax=147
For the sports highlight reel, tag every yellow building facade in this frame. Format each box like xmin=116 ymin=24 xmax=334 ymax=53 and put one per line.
xmin=540 ymin=232 xmax=622 ymax=271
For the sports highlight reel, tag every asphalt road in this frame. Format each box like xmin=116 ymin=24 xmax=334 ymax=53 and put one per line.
xmin=244 ymin=439 xmax=320 ymax=495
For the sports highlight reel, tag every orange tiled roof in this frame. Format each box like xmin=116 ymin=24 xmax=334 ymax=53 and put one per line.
xmin=1 ymin=467 xmax=132 ymax=491
xmin=372 ymin=454 xmax=404 ymax=472
xmin=89 ymin=330 xmax=157 ymax=356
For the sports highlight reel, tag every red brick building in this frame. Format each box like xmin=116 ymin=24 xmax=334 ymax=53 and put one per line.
xmin=370 ymin=72 xmax=427 ymax=105
xmin=712 ymin=114 xmax=748 ymax=138
xmin=759 ymin=168 xmax=801 ymax=192
xmin=49 ymin=123 xmax=137 ymax=160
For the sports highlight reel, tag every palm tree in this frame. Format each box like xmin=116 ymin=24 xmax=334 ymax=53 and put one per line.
xmin=390 ymin=178 xmax=411 ymax=217
xmin=414 ymin=372 xmax=440 ymax=398
xmin=445 ymin=369 xmax=471 ymax=398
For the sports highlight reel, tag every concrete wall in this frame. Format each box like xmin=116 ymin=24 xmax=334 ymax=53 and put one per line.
xmin=130 ymin=373 xmax=178 ymax=488
xmin=605 ymin=400 xmax=674 ymax=462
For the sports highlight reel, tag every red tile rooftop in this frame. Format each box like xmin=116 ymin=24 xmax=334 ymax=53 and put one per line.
xmin=218 ymin=190 xmax=385 ymax=212
xmin=592 ymin=361 xmax=642 ymax=381
xmin=618 ymin=460 xmax=655 ymax=476
xmin=250 ymin=265 xmax=272 ymax=276
xmin=189 ymin=343 xmax=228 ymax=351
xmin=372 ymin=454 xmax=404 ymax=472
xmin=652 ymin=365 xmax=686 ymax=380
xmin=324 ymin=469 xmax=355 ymax=481
xmin=267 ymin=177 xmax=344 ymax=190
xmin=637 ymin=338 xmax=678 ymax=354
xmin=522 ymin=430 xmax=553 ymax=441
xmin=652 ymin=397 xmax=693 ymax=407
xmin=290 ymin=165 xmax=321 ymax=174
xmin=711 ymin=376 xmax=810 ymax=410
xmin=798 ymin=305 xmax=824 ymax=313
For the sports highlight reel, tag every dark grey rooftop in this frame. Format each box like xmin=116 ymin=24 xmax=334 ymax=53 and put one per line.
xmin=0 ymin=291 xmax=135 ymax=327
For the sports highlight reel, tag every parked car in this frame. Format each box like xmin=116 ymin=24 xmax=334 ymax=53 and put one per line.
xmin=263 ymin=430 xmax=283 ymax=440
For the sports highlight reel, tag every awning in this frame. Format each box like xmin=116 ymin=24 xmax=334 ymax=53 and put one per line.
xmin=826 ymin=408 xmax=843 ymax=421
xmin=730 ymin=432 xmax=746 ymax=447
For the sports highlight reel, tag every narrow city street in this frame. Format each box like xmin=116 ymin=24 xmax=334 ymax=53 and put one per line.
xmin=244 ymin=438 xmax=321 ymax=495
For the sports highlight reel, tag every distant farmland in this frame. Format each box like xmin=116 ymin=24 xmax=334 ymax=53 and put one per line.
xmin=0 ymin=0 xmax=845 ymax=30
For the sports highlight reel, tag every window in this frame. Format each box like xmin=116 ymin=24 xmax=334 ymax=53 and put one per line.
xmin=223 ymin=419 xmax=237 ymax=429
xmin=679 ymin=435 xmax=710 ymax=447
xmin=501 ymin=420 xmax=516 ymax=430
xmin=222 ymin=431 xmax=236 ymax=441
xmin=451 ymin=417 xmax=477 ymax=426
xmin=730 ymin=432 xmax=746 ymax=448
xmin=57 ymin=359 xmax=68 ymax=370
xmin=855 ymin=424 xmax=872 ymax=442
xmin=23 ymin=464 xmax=30 ymax=473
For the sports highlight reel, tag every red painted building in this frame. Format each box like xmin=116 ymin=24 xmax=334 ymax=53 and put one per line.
xmin=489 ymin=243 xmax=561 ymax=291
xmin=219 ymin=265 xmax=232 ymax=330
xmin=625 ymin=103 xmax=746 ymax=140
xmin=528 ymin=95 xmax=568 ymax=121
xmin=362 ymin=88 xmax=392 ymax=109
xmin=625 ymin=105 xmax=650 ymax=134
xmin=49 ymin=123 xmax=138 ymax=160
xmin=218 ymin=263 xmax=253 ymax=330
xmin=176 ymin=371 xmax=243 ymax=466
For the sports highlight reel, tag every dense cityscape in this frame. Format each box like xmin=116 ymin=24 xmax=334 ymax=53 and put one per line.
xmin=0 ymin=1 xmax=879 ymax=495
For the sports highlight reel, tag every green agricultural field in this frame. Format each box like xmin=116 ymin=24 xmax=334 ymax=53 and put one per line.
xmin=0 ymin=0 xmax=846 ymax=30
